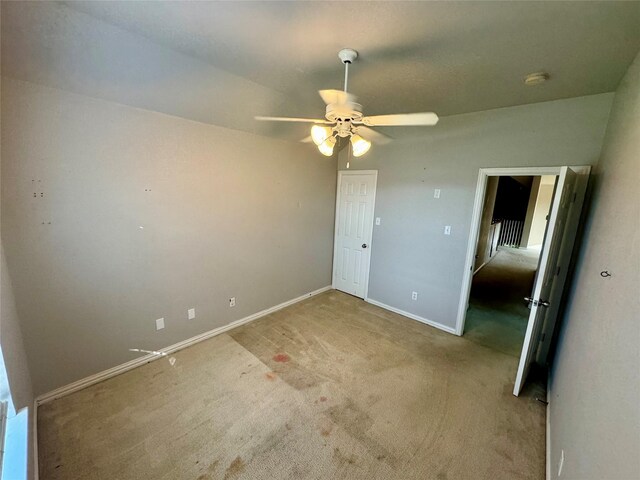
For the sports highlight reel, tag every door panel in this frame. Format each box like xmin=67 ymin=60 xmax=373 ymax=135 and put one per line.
xmin=514 ymin=166 xmax=583 ymax=395
xmin=333 ymin=172 xmax=377 ymax=298
xmin=534 ymin=168 xmax=590 ymax=365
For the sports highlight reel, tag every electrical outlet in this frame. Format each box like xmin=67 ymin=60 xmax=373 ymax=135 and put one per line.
xmin=188 ymin=308 xmax=196 ymax=320
xmin=375 ymin=217 xmax=381 ymax=225
xmin=155 ymin=318 xmax=165 ymax=330
xmin=444 ymin=225 xmax=451 ymax=235
xmin=412 ymin=291 xmax=418 ymax=301
xmin=229 ymin=297 xmax=236 ymax=307
xmin=434 ymin=189 xmax=441 ymax=199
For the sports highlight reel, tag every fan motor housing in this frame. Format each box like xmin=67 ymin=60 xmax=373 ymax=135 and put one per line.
xmin=326 ymin=102 xmax=363 ymax=137
xmin=325 ymin=102 xmax=363 ymax=123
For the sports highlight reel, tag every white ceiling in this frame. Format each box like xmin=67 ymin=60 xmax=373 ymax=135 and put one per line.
xmin=3 ymin=1 xmax=639 ymax=138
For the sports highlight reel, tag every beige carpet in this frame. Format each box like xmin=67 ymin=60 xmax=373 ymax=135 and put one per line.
xmin=38 ymin=290 xmax=546 ymax=480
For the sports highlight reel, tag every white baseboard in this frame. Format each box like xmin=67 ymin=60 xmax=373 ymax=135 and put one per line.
xmin=35 ymin=286 xmax=332 ymax=406
xmin=473 ymin=261 xmax=489 ymax=275
xmin=365 ymin=298 xmax=457 ymax=335
xmin=473 ymin=249 xmax=502 ymax=276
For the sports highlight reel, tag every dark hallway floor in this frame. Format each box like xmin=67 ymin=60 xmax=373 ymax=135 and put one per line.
xmin=464 ymin=247 xmax=540 ymax=357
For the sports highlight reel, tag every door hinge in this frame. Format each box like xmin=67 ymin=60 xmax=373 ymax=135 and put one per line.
xmin=556 ymin=265 xmax=561 ymax=276
xmin=571 ymin=191 xmax=577 ymax=203
xmin=540 ymin=333 xmax=546 ymax=343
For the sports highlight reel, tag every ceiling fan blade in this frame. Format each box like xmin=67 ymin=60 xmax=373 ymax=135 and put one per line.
xmin=318 ymin=89 xmax=357 ymax=105
xmin=355 ymin=126 xmax=392 ymax=145
xmin=255 ymin=116 xmax=332 ymax=124
xmin=360 ymin=112 xmax=439 ymax=127
xmin=300 ymin=136 xmax=313 ymax=143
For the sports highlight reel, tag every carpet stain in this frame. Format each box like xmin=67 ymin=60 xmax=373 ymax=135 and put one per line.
xmin=195 ymin=459 xmax=219 ymax=480
xmin=320 ymin=396 xmax=327 ymax=402
xmin=333 ymin=447 xmax=356 ymax=465
xmin=223 ymin=456 xmax=245 ymax=479
xmin=327 ymin=399 xmax=397 ymax=467
xmin=273 ymin=353 xmax=290 ymax=363
xmin=265 ymin=372 xmax=277 ymax=381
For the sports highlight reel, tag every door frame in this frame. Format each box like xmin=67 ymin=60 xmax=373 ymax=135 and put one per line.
xmin=332 ymin=170 xmax=378 ymax=300
xmin=454 ymin=166 xmax=565 ymax=336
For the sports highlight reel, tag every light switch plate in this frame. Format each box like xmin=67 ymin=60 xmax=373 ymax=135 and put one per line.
xmin=434 ymin=189 xmax=441 ymax=199
xmin=375 ymin=217 xmax=381 ymax=225
xmin=188 ymin=308 xmax=195 ymax=320
xmin=444 ymin=225 xmax=451 ymax=235
xmin=155 ymin=318 xmax=165 ymax=330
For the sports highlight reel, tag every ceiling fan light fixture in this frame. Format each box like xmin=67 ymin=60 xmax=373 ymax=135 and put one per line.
xmin=311 ymin=125 xmax=332 ymax=146
xmin=350 ymin=134 xmax=371 ymax=157
xmin=318 ymin=136 xmax=337 ymax=156
xmin=256 ymin=48 xmax=439 ymax=155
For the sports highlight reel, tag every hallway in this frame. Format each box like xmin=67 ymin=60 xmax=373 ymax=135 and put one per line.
xmin=464 ymin=247 xmax=540 ymax=357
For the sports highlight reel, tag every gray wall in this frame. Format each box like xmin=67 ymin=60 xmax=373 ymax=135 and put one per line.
xmin=474 ymin=175 xmax=498 ymax=270
xmin=549 ymin=52 xmax=640 ymax=479
xmin=337 ymin=93 xmax=613 ymax=330
xmin=526 ymin=182 xmax=554 ymax=247
xmin=1 ymin=77 xmax=337 ymax=395
xmin=520 ymin=176 xmax=540 ymax=247
xmin=0 ymin=62 xmax=35 ymax=478
xmin=0 ymin=244 xmax=33 ymax=410
xmin=0 ymin=244 xmax=34 ymax=479
xmin=0 ymin=59 xmax=34 ymax=414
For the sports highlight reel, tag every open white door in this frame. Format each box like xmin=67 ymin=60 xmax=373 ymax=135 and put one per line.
xmin=333 ymin=170 xmax=377 ymax=299
xmin=513 ymin=166 xmax=589 ymax=396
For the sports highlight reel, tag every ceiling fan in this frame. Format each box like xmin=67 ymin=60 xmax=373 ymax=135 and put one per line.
xmin=255 ymin=48 xmax=439 ymax=157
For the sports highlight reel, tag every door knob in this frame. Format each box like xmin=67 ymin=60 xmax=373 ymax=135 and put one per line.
xmin=362 ymin=244 xmax=368 ymax=248
xmin=524 ymin=297 xmax=550 ymax=307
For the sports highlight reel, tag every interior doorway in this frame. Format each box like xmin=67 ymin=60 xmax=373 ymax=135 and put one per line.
xmin=464 ymin=175 xmax=556 ymax=357
xmin=457 ymin=166 xmax=590 ymax=396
